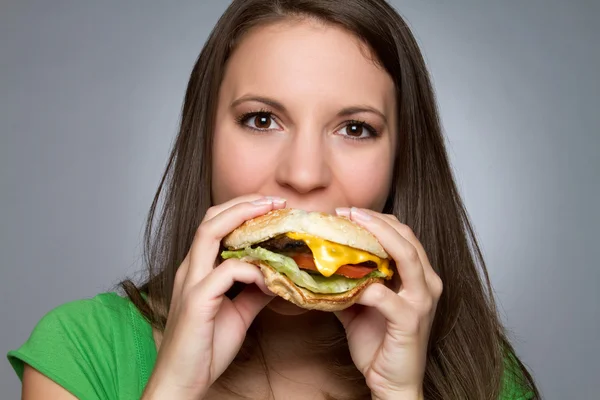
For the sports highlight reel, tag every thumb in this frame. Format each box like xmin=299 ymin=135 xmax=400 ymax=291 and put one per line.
xmin=232 ymin=284 xmax=276 ymax=330
xmin=333 ymin=305 xmax=360 ymax=330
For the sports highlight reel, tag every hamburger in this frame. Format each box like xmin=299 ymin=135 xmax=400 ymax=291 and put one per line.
xmin=221 ymin=208 xmax=394 ymax=311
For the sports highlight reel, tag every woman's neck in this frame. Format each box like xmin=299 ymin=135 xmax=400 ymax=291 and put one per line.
xmin=253 ymin=306 xmax=345 ymax=364
xmin=197 ymin=304 xmax=363 ymax=399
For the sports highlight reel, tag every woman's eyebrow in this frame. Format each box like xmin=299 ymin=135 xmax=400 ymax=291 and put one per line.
xmin=337 ymin=106 xmax=387 ymax=123
xmin=231 ymin=95 xmax=287 ymax=113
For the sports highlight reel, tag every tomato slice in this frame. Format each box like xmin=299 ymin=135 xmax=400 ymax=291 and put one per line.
xmin=335 ymin=265 xmax=376 ymax=279
xmin=291 ymin=254 xmax=375 ymax=279
xmin=291 ymin=254 xmax=319 ymax=271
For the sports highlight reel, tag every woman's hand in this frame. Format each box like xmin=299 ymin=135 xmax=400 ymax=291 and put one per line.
xmin=142 ymin=195 xmax=286 ymax=400
xmin=334 ymin=207 xmax=443 ymax=400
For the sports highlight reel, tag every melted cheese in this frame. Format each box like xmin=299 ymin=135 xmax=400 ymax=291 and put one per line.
xmin=286 ymin=232 xmax=393 ymax=278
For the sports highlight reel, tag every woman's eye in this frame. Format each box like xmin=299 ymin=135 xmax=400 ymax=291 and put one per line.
xmin=240 ymin=112 xmax=282 ymax=131
xmin=336 ymin=121 xmax=379 ymax=140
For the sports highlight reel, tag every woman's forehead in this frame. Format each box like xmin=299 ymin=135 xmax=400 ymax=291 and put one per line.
xmin=221 ymin=20 xmax=395 ymax=113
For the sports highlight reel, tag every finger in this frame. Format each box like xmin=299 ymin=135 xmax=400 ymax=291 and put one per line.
xmin=337 ymin=207 xmax=441 ymax=298
xmin=184 ymin=198 xmax=286 ymax=291
xmin=333 ymin=305 xmax=360 ymax=330
xmin=194 ymin=258 xmax=271 ymax=302
xmin=348 ymin=207 xmax=429 ymax=297
xmin=378 ymin=214 xmax=431 ymax=265
xmin=177 ymin=194 xmax=281 ymax=300
xmin=367 ymin=212 xmax=443 ymax=299
xmin=355 ymin=283 xmax=420 ymax=332
xmin=202 ymin=194 xmax=265 ymax=222
xmin=232 ymin=284 xmax=276 ymax=330
xmin=337 ymin=207 xmax=430 ymax=266
xmin=203 ymin=194 xmax=288 ymax=222
xmin=170 ymin=253 xmax=190 ymax=313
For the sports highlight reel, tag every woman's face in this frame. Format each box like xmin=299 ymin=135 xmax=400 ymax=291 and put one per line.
xmin=212 ymin=19 xmax=397 ymax=214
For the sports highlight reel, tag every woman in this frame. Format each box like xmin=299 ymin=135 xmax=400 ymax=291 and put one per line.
xmin=8 ymin=0 xmax=539 ymax=399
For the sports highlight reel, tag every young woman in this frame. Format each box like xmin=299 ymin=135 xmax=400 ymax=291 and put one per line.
xmin=9 ymin=1 xmax=540 ymax=399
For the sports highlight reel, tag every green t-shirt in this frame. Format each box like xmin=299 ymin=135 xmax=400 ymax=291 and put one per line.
xmin=8 ymin=293 xmax=157 ymax=399
xmin=7 ymin=292 xmax=534 ymax=399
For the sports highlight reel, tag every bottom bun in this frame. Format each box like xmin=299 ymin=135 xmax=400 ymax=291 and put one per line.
xmin=255 ymin=261 xmax=383 ymax=312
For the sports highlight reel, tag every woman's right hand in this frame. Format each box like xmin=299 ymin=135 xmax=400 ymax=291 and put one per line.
xmin=142 ymin=194 xmax=286 ymax=400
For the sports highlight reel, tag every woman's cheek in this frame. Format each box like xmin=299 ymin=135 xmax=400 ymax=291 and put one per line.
xmin=336 ymin=150 xmax=393 ymax=210
xmin=212 ymin=132 xmax=279 ymax=202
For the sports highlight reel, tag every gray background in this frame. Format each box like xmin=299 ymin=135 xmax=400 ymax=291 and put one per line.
xmin=1 ymin=1 xmax=598 ymax=398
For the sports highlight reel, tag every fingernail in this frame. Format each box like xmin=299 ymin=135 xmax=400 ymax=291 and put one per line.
xmin=252 ymin=197 xmax=273 ymax=205
xmin=351 ymin=207 xmax=371 ymax=221
xmin=335 ymin=207 xmax=351 ymax=217
xmin=267 ymin=196 xmax=286 ymax=205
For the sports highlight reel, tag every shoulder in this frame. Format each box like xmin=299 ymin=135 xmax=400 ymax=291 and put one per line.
xmin=8 ymin=292 xmax=146 ymax=399
xmin=19 ymin=292 xmax=133 ymax=347
xmin=45 ymin=291 xmax=133 ymax=320
xmin=500 ymin=351 xmax=537 ymax=400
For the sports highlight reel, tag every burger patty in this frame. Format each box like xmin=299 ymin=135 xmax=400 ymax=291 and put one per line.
xmin=258 ymin=235 xmax=311 ymax=253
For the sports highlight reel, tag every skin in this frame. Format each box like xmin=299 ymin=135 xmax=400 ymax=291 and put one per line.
xmin=22 ymin=19 xmax=441 ymax=400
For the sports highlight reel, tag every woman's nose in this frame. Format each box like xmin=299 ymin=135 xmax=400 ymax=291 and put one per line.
xmin=275 ymin=129 xmax=332 ymax=194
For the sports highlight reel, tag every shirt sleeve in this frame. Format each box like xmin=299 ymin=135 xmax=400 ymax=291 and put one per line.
xmin=7 ymin=298 xmax=118 ymax=400
xmin=499 ymin=352 xmax=536 ymax=400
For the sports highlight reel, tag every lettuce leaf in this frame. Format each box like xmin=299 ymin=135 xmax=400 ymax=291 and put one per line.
xmin=221 ymin=246 xmax=385 ymax=294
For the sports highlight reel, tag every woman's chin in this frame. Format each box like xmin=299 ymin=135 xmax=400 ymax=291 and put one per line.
xmin=266 ymin=297 xmax=310 ymax=316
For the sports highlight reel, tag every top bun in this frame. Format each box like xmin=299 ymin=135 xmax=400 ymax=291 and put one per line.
xmin=222 ymin=208 xmax=388 ymax=259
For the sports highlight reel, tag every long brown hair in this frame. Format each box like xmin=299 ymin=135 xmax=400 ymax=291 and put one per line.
xmin=121 ymin=0 xmax=539 ymax=399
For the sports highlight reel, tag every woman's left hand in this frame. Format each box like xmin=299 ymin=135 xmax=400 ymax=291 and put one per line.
xmin=334 ymin=207 xmax=443 ymax=400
